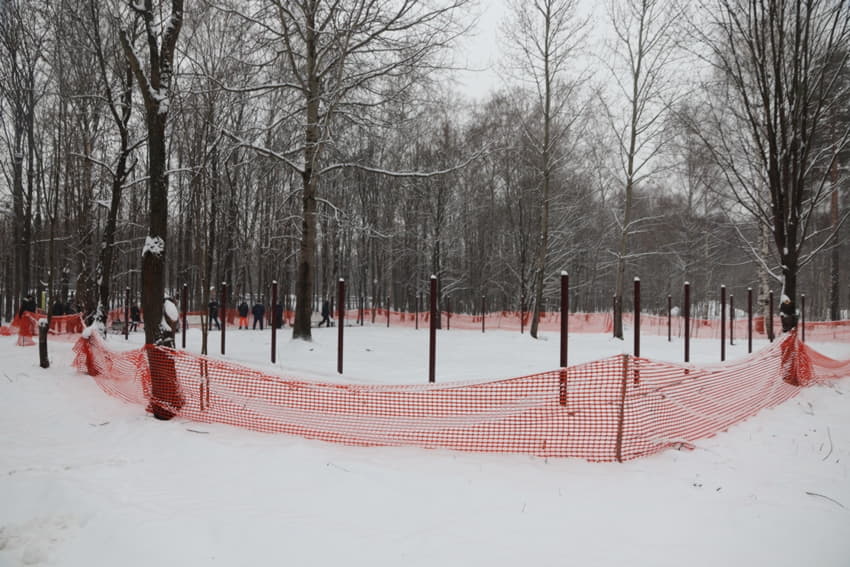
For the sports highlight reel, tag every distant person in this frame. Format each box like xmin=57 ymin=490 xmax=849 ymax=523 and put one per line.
xmin=238 ymin=300 xmax=249 ymax=329
xmin=252 ymin=300 xmax=266 ymax=330
xmin=318 ymin=299 xmax=331 ymax=327
xmin=273 ymin=302 xmax=284 ymax=329
xmin=51 ymin=298 xmax=65 ymax=317
xmin=208 ymin=299 xmax=221 ymax=330
xmin=130 ymin=305 xmax=141 ymax=332
xmin=18 ymin=295 xmax=36 ymax=318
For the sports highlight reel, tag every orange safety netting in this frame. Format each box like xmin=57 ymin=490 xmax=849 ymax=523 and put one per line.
xmin=103 ymin=306 xmax=850 ymax=343
xmin=71 ymin=329 xmax=849 ymax=461
xmin=319 ymin=309 xmax=850 ymax=343
xmin=8 ymin=312 xmax=85 ymax=346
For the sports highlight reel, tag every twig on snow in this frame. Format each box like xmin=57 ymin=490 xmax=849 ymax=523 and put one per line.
xmin=805 ymin=491 xmax=845 ymax=509
xmin=822 ymin=427 xmax=833 ymax=461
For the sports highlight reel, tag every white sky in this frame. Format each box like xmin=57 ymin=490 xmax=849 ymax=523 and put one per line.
xmin=452 ymin=0 xmax=607 ymax=101
xmin=452 ymin=0 xmax=509 ymax=100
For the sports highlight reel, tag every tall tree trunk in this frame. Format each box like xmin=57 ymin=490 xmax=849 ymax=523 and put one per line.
xmin=293 ymin=6 xmax=319 ymax=340
xmin=142 ymin=111 xmax=169 ymax=348
xmin=758 ymin=221 xmax=772 ymax=333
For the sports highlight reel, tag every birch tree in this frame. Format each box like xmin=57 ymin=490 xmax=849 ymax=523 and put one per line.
xmin=502 ymin=0 xmax=588 ymax=338
xmin=603 ymin=0 xmax=682 ymax=339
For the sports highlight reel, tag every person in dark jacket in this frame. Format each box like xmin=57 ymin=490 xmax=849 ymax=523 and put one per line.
xmin=18 ymin=295 xmax=37 ymax=318
xmin=252 ymin=301 xmax=266 ymax=330
xmin=318 ymin=299 xmax=331 ymax=327
xmin=130 ymin=305 xmax=141 ymax=332
xmin=51 ymin=298 xmax=65 ymax=317
xmin=238 ymin=301 xmax=249 ymax=329
xmin=208 ymin=299 xmax=221 ymax=330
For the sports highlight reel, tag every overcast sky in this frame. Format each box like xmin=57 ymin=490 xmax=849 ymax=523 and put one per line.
xmin=452 ymin=0 xmax=508 ymax=100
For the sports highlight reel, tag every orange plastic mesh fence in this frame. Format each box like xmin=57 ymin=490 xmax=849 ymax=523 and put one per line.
xmin=8 ymin=313 xmax=85 ymax=346
xmin=322 ymin=309 xmax=850 ymax=343
xmin=95 ymin=307 xmax=850 ymax=343
xmin=71 ymin=330 xmax=848 ymax=461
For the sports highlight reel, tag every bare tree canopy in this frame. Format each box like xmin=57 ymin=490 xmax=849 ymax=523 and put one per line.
xmin=693 ymin=0 xmax=850 ymax=330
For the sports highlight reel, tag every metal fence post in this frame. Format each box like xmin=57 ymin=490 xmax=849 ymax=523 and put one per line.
xmin=338 ymin=279 xmax=345 ymax=374
xmin=271 ymin=280 xmax=278 ymax=364
xmin=684 ymin=282 xmax=691 ymax=363
xmin=720 ymin=285 xmax=725 ymax=361
xmin=429 ymin=275 xmax=437 ymax=383
xmin=560 ymin=272 xmax=569 ymax=367
xmin=747 ymin=287 xmax=753 ymax=353
xmin=180 ymin=284 xmax=187 ymax=348
xmin=220 ymin=282 xmax=227 ymax=355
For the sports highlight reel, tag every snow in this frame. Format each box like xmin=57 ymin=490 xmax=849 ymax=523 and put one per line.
xmin=141 ymin=236 xmax=165 ymax=257
xmin=1 ymin=327 xmax=849 ymax=566
xmin=164 ymin=299 xmax=179 ymax=322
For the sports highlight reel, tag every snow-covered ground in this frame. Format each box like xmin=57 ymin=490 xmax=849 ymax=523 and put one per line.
xmin=1 ymin=326 xmax=848 ymax=567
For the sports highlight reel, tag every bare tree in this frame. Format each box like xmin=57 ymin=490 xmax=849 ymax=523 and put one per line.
xmin=0 ymin=1 xmax=48 ymax=305
xmin=221 ymin=0 xmax=470 ymax=340
xmin=502 ymin=0 xmax=588 ymax=338
xmin=695 ymin=0 xmax=850 ymax=331
xmin=65 ymin=0 xmax=139 ymax=333
xmin=119 ymin=0 xmax=184 ymax=419
xmin=602 ymin=0 xmax=683 ymax=339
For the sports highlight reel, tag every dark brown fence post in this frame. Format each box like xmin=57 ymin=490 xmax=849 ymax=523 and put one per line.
xmin=125 ymin=287 xmax=131 ymax=341
xmin=338 ymin=279 xmax=345 ymax=374
xmin=180 ymin=284 xmax=187 ymax=348
xmin=38 ymin=320 xmax=49 ymax=368
xmin=801 ymin=293 xmax=806 ymax=342
xmin=684 ymin=281 xmax=691 ymax=363
xmin=768 ymin=290 xmax=774 ymax=342
xmin=667 ymin=294 xmax=672 ymax=342
xmin=747 ymin=287 xmax=753 ymax=354
xmin=386 ymin=295 xmax=390 ymax=328
xmin=429 ymin=275 xmax=437 ymax=383
xmin=220 ymin=282 xmax=227 ymax=355
xmin=271 ymin=280 xmax=278 ymax=364
xmin=560 ymin=272 xmax=569 ymax=367
xmin=446 ymin=296 xmax=451 ymax=331
xmin=633 ymin=277 xmax=641 ymax=358
xmin=720 ymin=285 xmax=726 ymax=362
